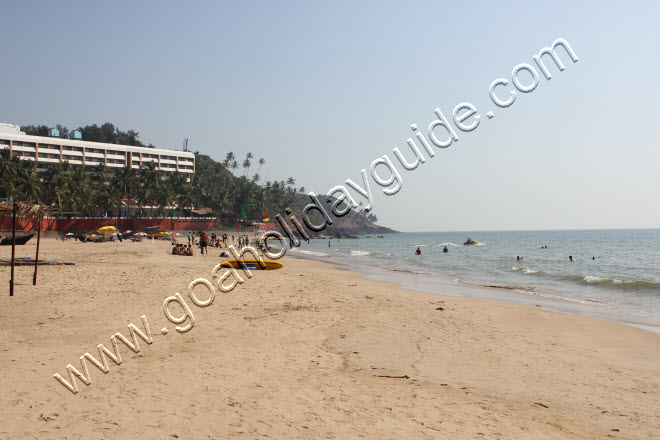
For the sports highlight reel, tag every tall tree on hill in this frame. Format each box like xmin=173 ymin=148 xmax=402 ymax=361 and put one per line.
xmin=20 ymin=125 xmax=50 ymax=137
xmin=256 ymin=157 xmax=265 ymax=175
xmin=223 ymin=152 xmax=235 ymax=168
xmin=242 ymin=154 xmax=251 ymax=177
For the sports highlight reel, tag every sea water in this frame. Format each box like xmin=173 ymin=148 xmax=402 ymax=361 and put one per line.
xmin=288 ymin=229 xmax=660 ymax=331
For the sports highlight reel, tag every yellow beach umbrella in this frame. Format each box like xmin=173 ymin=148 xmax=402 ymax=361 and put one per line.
xmin=97 ymin=226 xmax=117 ymax=234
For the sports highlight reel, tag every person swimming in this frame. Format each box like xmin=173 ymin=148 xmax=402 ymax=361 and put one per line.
xmin=415 ymin=247 xmax=421 ymax=255
xmin=443 ymin=246 xmax=448 ymax=253
xmin=569 ymin=255 xmax=574 ymax=262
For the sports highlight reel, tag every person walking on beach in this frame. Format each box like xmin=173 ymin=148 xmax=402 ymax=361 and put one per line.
xmin=199 ymin=231 xmax=208 ymax=255
xmin=188 ymin=232 xmax=192 ymax=246
xmin=328 ymin=240 xmax=331 ymax=248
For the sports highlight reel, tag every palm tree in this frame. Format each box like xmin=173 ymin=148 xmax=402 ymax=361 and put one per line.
xmin=69 ymin=167 xmax=93 ymax=213
xmin=242 ymin=154 xmax=251 ymax=177
xmin=93 ymin=163 xmax=111 ymax=191
xmin=112 ymin=166 xmax=138 ymax=219
xmin=223 ymin=152 xmax=235 ymax=168
xmin=16 ymin=162 xmax=43 ymax=203
xmin=286 ymin=177 xmax=296 ymax=187
xmin=138 ymin=162 xmax=161 ymax=217
xmin=230 ymin=160 xmax=238 ymax=174
xmin=1 ymin=178 xmax=20 ymax=202
xmin=0 ymin=148 xmax=18 ymax=180
xmin=154 ymin=181 xmax=174 ymax=217
xmin=43 ymin=162 xmax=72 ymax=208
xmin=96 ymin=186 xmax=121 ymax=217
xmin=178 ymin=185 xmax=197 ymax=217
xmin=255 ymin=158 xmax=266 ymax=175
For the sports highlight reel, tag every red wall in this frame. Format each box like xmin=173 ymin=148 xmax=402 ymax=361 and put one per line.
xmin=0 ymin=217 xmax=219 ymax=232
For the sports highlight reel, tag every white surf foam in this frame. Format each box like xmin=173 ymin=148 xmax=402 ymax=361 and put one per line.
xmin=350 ymin=250 xmax=371 ymax=256
xmin=290 ymin=249 xmax=331 ymax=257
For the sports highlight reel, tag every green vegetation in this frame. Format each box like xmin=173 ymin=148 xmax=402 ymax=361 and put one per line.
xmin=1 ymin=123 xmax=393 ymax=235
xmin=21 ymin=122 xmax=153 ymax=147
xmin=0 ymin=148 xmax=191 ymax=218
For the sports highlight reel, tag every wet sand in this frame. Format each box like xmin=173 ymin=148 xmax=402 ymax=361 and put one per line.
xmin=1 ymin=239 xmax=659 ymax=439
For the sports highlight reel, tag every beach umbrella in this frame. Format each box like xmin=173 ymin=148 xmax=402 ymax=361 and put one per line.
xmin=97 ymin=226 xmax=117 ymax=234
xmin=124 ymin=230 xmax=132 ymax=234
xmin=134 ymin=232 xmax=147 ymax=236
xmin=171 ymin=232 xmax=183 ymax=237
xmin=65 ymin=233 xmax=75 ymax=236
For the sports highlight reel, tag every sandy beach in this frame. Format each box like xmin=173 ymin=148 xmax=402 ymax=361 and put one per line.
xmin=1 ymin=239 xmax=659 ymax=439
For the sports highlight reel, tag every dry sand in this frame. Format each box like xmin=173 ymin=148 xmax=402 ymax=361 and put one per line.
xmin=1 ymin=239 xmax=659 ymax=439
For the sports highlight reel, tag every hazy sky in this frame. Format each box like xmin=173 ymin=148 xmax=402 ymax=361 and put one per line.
xmin=2 ymin=1 xmax=658 ymax=231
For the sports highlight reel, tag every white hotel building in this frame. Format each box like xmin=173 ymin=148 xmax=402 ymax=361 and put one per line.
xmin=0 ymin=123 xmax=195 ymax=180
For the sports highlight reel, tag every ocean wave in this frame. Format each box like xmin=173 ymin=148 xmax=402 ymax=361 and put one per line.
xmin=350 ymin=250 xmax=371 ymax=256
xmin=438 ymin=242 xmax=462 ymax=247
xmin=512 ymin=266 xmax=541 ymax=275
xmin=561 ymin=274 xmax=660 ymax=291
xmin=290 ymin=249 xmax=331 ymax=257
xmin=389 ymin=268 xmax=436 ymax=276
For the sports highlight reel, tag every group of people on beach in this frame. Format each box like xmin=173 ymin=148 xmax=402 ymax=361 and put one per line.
xmin=172 ymin=243 xmax=194 ymax=256
xmin=174 ymin=230 xmax=262 ymax=256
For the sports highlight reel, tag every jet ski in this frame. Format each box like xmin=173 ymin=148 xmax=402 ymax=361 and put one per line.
xmin=463 ymin=238 xmax=479 ymax=245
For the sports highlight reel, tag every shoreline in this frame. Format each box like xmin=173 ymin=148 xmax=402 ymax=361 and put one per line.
xmin=1 ymin=240 xmax=659 ymax=438
xmin=288 ymin=245 xmax=660 ymax=334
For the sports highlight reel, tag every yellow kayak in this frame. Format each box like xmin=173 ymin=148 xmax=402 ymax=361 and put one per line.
xmin=220 ymin=259 xmax=283 ymax=270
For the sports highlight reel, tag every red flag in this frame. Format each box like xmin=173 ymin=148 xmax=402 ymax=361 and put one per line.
xmin=262 ymin=215 xmax=270 ymax=222
xmin=236 ymin=225 xmax=241 ymax=229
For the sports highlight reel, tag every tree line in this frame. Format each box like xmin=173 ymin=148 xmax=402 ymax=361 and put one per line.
xmin=21 ymin=122 xmax=153 ymax=148
xmin=1 ymin=124 xmax=378 ymax=226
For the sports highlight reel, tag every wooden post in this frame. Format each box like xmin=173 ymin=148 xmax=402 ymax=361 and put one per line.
xmin=33 ymin=216 xmax=42 ymax=285
xmin=9 ymin=202 xmax=17 ymax=296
